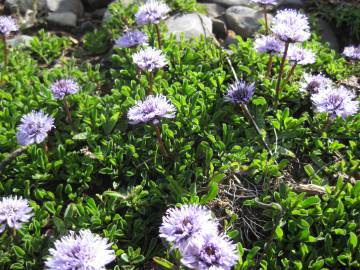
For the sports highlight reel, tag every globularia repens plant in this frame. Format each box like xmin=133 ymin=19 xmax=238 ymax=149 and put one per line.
xmin=0 ymin=0 xmax=359 ymax=269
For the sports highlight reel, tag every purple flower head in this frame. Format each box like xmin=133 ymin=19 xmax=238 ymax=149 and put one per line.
xmin=45 ymin=229 xmax=115 ymax=270
xmin=135 ymin=0 xmax=170 ymax=26
xmin=51 ymin=78 xmax=80 ymax=100
xmin=250 ymin=0 xmax=279 ymax=5
xmin=0 ymin=196 xmax=33 ymax=233
xmin=181 ymin=233 xmax=238 ymax=270
xmin=128 ymin=94 xmax=176 ymax=125
xmin=254 ymin=35 xmax=284 ymax=55
xmin=159 ymin=205 xmax=218 ymax=251
xmin=311 ymin=86 xmax=359 ymax=119
xmin=300 ymin=73 xmax=332 ymax=93
xmin=225 ymin=80 xmax=255 ymax=105
xmin=271 ymin=9 xmax=310 ymax=43
xmin=115 ymin=30 xmax=148 ymax=48
xmin=343 ymin=45 xmax=360 ymax=60
xmin=133 ymin=47 xmax=167 ymax=72
xmin=286 ymin=45 xmax=315 ymax=65
xmin=16 ymin=110 xmax=54 ymax=146
xmin=0 ymin=16 xmax=18 ymax=36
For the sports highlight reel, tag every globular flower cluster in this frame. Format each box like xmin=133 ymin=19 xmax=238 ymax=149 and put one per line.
xmin=300 ymin=73 xmax=332 ymax=93
xmin=0 ymin=196 xmax=33 ymax=233
xmin=311 ymin=86 xmax=359 ymax=119
xmin=254 ymin=35 xmax=284 ymax=55
xmin=286 ymin=46 xmax=315 ymax=65
xmin=127 ymin=94 xmax=176 ymax=125
xmin=51 ymin=78 xmax=80 ymax=100
xmin=0 ymin=16 xmax=18 ymax=36
xmin=132 ymin=47 xmax=167 ymax=72
xmin=160 ymin=204 xmax=238 ymax=270
xmin=225 ymin=80 xmax=255 ymax=105
xmin=135 ymin=0 xmax=170 ymax=26
xmin=115 ymin=30 xmax=148 ymax=48
xmin=250 ymin=0 xmax=279 ymax=5
xmin=343 ymin=45 xmax=360 ymax=60
xmin=271 ymin=9 xmax=310 ymax=43
xmin=45 ymin=229 xmax=115 ymax=270
xmin=16 ymin=110 xmax=54 ymax=146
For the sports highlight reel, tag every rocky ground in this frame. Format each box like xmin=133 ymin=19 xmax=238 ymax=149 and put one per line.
xmin=1 ymin=0 xmax=340 ymax=51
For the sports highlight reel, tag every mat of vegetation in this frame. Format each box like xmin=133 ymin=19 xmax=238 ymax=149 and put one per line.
xmin=0 ymin=0 xmax=359 ymax=269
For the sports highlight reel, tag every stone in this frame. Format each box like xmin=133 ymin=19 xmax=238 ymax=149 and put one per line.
xmin=5 ymin=0 xmax=46 ymax=13
xmin=46 ymin=0 xmax=84 ymax=16
xmin=279 ymin=0 xmax=305 ymax=8
xmin=165 ymin=13 xmax=213 ymax=40
xmin=92 ymin=8 xmax=107 ymax=19
xmin=198 ymin=3 xmax=225 ymax=18
xmin=81 ymin=0 xmax=112 ymax=9
xmin=47 ymin=12 xmax=77 ymax=27
xmin=317 ymin=18 xmax=339 ymax=51
xmin=7 ymin=35 xmax=33 ymax=47
xmin=225 ymin=6 xmax=269 ymax=38
xmin=212 ymin=17 xmax=227 ymax=39
xmin=199 ymin=0 xmax=255 ymax=7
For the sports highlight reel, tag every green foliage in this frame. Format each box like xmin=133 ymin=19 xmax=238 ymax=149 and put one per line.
xmin=0 ymin=0 xmax=359 ymax=269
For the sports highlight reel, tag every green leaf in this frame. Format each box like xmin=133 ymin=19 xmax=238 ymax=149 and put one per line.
xmin=152 ymin=257 xmax=175 ymax=269
xmin=274 ymin=226 xmax=284 ymax=240
xmin=348 ymin=232 xmax=358 ymax=250
xmin=302 ymin=197 xmax=320 ymax=208
xmin=12 ymin=246 xmax=25 ymax=257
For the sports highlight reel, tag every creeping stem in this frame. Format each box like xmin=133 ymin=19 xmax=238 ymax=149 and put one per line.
xmin=0 ymin=146 xmax=27 ymax=174
xmin=154 ymin=124 xmax=169 ymax=158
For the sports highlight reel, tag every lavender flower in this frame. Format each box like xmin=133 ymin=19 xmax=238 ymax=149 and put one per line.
xmin=300 ymin=73 xmax=332 ymax=93
xmin=254 ymin=35 xmax=284 ymax=55
xmin=133 ymin=47 xmax=167 ymax=72
xmin=128 ymin=94 xmax=176 ymax=125
xmin=0 ymin=16 xmax=18 ymax=36
xmin=51 ymin=79 xmax=80 ymax=100
xmin=115 ymin=30 xmax=148 ymax=48
xmin=225 ymin=80 xmax=255 ymax=105
xmin=159 ymin=205 xmax=218 ymax=251
xmin=135 ymin=0 xmax=170 ymax=26
xmin=311 ymin=86 xmax=359 ymax=119
xmin=16 ymin=110 xmax=54 ymax=146
xmin=45 ymin=229 xmax=115 ymax=270
xmin=181 ymin=233 xmax=238 ymax=270
xmin=343 ymin=45 xmax=360 ymax=60
xmin=271 ymin=9 xmax=310 ymax=43
xmin=286 ymin=46 xmax=315 ymax=65
xmin=0 ymin=196 xmax=33 ymax=233
xmin=250 ymin=0 xmax=279 ymax=5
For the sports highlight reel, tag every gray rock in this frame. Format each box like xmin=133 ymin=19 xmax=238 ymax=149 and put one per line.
xmin=7 ymin=35 xmax=33 ymax=47
xmin=5 ymin=0 xmax=46 ymax=13
xmin=226 ymin=6 xmax=269 ymax=38
xmin=317 ymin=18 xmax=339 ymax=51
xmin=279 ymin=0 xmax=305 ymax=8
xmin=92 ymin=8 xmax=107 ymax=19
xmin=201 ymin=0 xmax=255 ymax=7
xmin=165 ymin=13 xmax=212 ymax=40
xmin=47 ymin=12 xmax=77 ymax=27
xmin=81 ymin=0 xmax=112 ymax=9
xmin=212 ymin=17 xmax=227 ymax=39
xmin=198 ymin=3 xmax=225 ymax=18
xmin=46 ymin=0 xmax=84 ymax=16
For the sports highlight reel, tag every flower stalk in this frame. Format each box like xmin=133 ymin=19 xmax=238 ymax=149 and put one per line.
xmin=63 ymin=96 xmax=73 ymax=123
xmin=1 ymin=35 xmax=8 ymax=66
xmin=155 ymin=24 xmax=162 ymax=49
xmin=274 ymin=42 xmax=289 ymax=107
xmin=154 ymin=124 xmax=169 ymax=158
xmin=240 ymin=104 xmax=273 ymax=155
